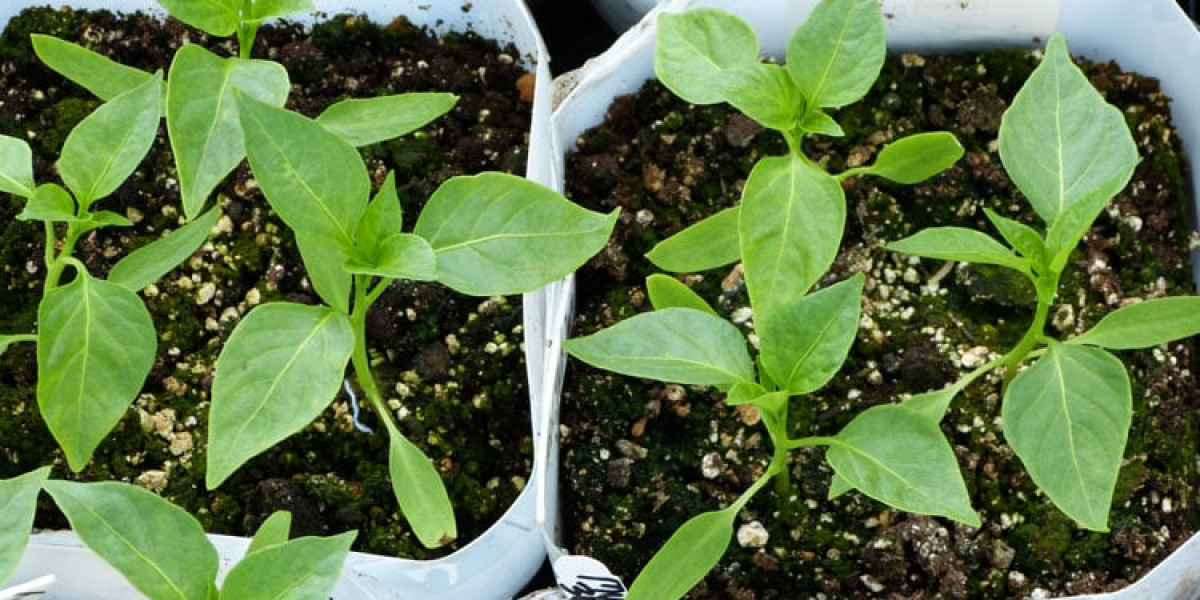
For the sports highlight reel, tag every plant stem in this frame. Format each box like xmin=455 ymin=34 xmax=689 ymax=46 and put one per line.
xmin=348 ymin=275 xmax=404 ymax=439
xmin=1001 ymin=273 xmax=1057 ymax=387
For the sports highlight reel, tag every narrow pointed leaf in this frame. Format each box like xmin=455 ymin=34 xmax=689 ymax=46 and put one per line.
xmin=786 ymin=0 xmax=885 ymax=108
xmin=626 ymin=507 xmax=737 ymax=600
xmin=0 ymin=467 xmax=50 ymax=584
xmin=389 ymin=432 xmax=456 ymax=548
xmin=564 ymin=308 xmax=754 ymax=386
xmin=714 ymin=64 xmax=803 ymax=132
xmin=43 ymin=480 xmax=217 ymax=600
xmin=356 ymin=172 xmax=404 ymax=254
xmin=208 ymin=303 xmax=354 ymax=488
xmin=155 ymin=0 xmax=239 ymax=36
xmin=1003 ymin=342 xmax=1130 ymax=530
xmin=413 ymin=173 xmax=617 ymax=296
xmin=861 ymin=132 xmax=964 ymax=184
xmin=344 ymin=233 xmax=436 ymax=281
xmin=887 ymin=227 xmax=1029 ymax=273
xmin=983 ymin=208 xmax=1047 ymax=264
xmin=646 ymin=273 xmax=716 ymax=315
xmin=17 ymin=184 xmax=75 ymax=222
xmin=646 ymin=206 xmax=740 ymax=273
xmin=109 ymin=207 xmax=219 ymax=292
xmin=247 ymin=511 xmax=293 ymax=556
xmin=38 ymin=272 xmax=156 ymax=470
xmin=654 ymin=9 xmax=760 ymax=105
xmin=759 ymin=274 xmax=863 ymax=396
xmin=799 ymin=109 xmax=843 ymax=137
xmin=1069 ymin=297 xmax=1200 ymax=349
xmin=0 ymin=134 xmax=35 ymax=198
xmin=317 ymin=93 xmax=457 ymax=147
xmin=828 ymin=404 xmax=979 ymax=526
xmin=31 ymin=35 xmax=154 ymax=101
xmin=221 ymin=532 xmax=355 ymax=600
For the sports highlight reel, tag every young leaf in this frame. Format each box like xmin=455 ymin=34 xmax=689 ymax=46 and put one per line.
xmin=317 ymin=93 xmax=457 ymax=147
xmin=343 ymin=233 xmax=437 ymax=282
xmin=998 ymin=34 xmax=1137 ymax=228
xmin=886 ymin=227 xmax=1029 ymax=273
xmin=759 ymin=274 xmax=863 ymax=396
xmin=1003 ymin=342 xmax=1131 ymax=530
xmin=625 ymin=506 xmax=738 ymax=600
xmin=389 ymin=431 xmax=457 ymax=548
xmin=38 ymin=271 xmax=156 ymax=471
xmin=43 ymin=480 xmax=218 ymax=600
xmin=31 ymin=35 xmax=155 ymax=101
xmin=208 ymin=303 xmax=355 ymax=488
xmin=220 ymin=532 xmax=355 ymax=600
xmin=786 ymin=0 xmax=885 ymax=109
xmin=17 ymin=183 xmax=75 ymax=222
xmin=900 ymin=386 xmax=959 ymax=423
xmin=646 ymin=273 xmax=717 ymax=315
xmin=646 ymin=206 xmax=740 ymax=273
xmin=0 ymin=134 xmax=35 ymax=198
xmin=714 ymin=64 xmax=803 ymax=132
xmin=1068 ymin=297 xmax=1200 ymax=349
xmin=798 ymin=109 xmax=843 ymax=137
xmin=167 ymin=45 xmax=290 ymax=218
xmin=108 ymin=207 xmax=219 ymax=292
xmin=983 ymin=208 xmax=1047 ymax=264
xmin=739 ymin=155 xmax=845 ymax=320
xmin=0 ymin=467 xmax=50 ymax=584
xmin=564 ymin=308 xmax=755 ymax=386
xmin=246 ymin=511 xmax=293 ymax=556
xmin=413 ymin=173 xmax=618 ymax=296
xmin=155 ymin=0 xmax=240 ymax=37
xmin=248 ymin=0 xmax=315 ymax=22
xmin=654 ymin=9 xmax=760 ymax=105
xmin=355 ymin=172 xmax=404 ymax=255
xmin=858 ymin=132 xmax=964 ymax=184
xmin=828 ymin=404 xmax=980 ymax=526
xmin=59 ymin=75 xmax=162 ymax=208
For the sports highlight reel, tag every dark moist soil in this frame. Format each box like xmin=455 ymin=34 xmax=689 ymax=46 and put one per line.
xmin=562 ymin=49 xmax=1198 ymax=598
xmin=0 ymin=7 xmax=537 ymax=559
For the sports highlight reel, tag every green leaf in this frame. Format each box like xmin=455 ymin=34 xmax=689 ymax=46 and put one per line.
xmin=1069 ymin=297 xmax=1200 ymax=349
xmin=1003 ymin=342 xmax=1130 ymax=530
xmin=828 ymin=404 xmax=979 ymax=526
xmin=248 ymin=0 xmax=314 ymax=22
xmin=0 ymin=134 xmax=35 ymax=198
xmin=31 ymin=35 xmax=155 ymax=101
xmin=317 ymin=93 xmax=457 ymax=147
xmin=759 ymin=274 xmax=863 ymax=396
xmin=413 ymin=173 xmax=617 ymax=296
xmin=626 ymin=506 xmax=737 ymax=600
xmin=155 ymin=0 xmax=239 ymax=36
xmin=887 ymin=227 xmax=1029 ymax=273
xmin=109 ymin=207 xmax=219 ymax=292
xmin=246 ymin=511 xmax=292 ymax=556
xmin=44 ymin=480 xmax=217 ymax=600
xmin=645 ymin=273 xmax=716 ymax=315
xmin=208 ymin=303 xmax=354 ymax=488
xmin=59 ymin=75 xmax=162 ymax=208
xmin=389 ymin=431 xmax=457 ymax=548
xmin=798 ymin=109 xmax=843 ymax=137
xmin=344 ymin=234 xmax=437 ymax=281
xmin=998 ymin=34 xmax=1137 ymax=228
xmin=564 ymin=308 xmax=755 ymax=386
xmin=646 ymin=206 xmax=740 ymax=273
xmin=739 ymin=155 xmax=845 ymax=320
xmin=0 ymin=467 xmax=50 ymax=584
xmin=983 ymin=208 xmax=1047 ymax=264
xmin=221 ymin=532 xmax=355 ymax=600
xmin=786 ymin=0 xmax=885 ymax=109
xmin=168 ymin=45 xmax=290 ymax=218
xmin=724 ymin=381 xmax=768 ymax=406
xmin=827 ymin=473 xmax=853 ymax=500
xmin=901 ymin=387 xmax=959 ymax=422
xmin=353 ymin=172 xmax=404 ymax=263
xmin=17 ymin=183 xmax=75 ymax=222
xmin=654 ymin=9 xmax=760 ymax=105
xmin=38 ymin=271 xmax=156 ymax=471
xmin=860 ymin=132 xmax=964 ymax=184
xmin=714 ymin=64 xmax=803 ymax=132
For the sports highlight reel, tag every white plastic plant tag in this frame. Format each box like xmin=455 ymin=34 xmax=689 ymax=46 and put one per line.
xmin=552 ymin=555 xmax=627 ymax=600
xmin=0 ymin=574 xmax=55 ymax=599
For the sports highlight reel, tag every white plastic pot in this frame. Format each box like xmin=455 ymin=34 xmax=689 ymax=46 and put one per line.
xmin=550 ymin=0 xmax=1200 ymax=598
xmin=0 ymin=1 xmax=563 ymax=598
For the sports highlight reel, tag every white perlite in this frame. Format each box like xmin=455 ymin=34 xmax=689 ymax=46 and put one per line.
xmin=736 ymin=520 xmax=769 ymax=548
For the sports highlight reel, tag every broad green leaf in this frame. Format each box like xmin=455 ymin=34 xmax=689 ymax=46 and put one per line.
xmin=109 ymin=207 xmax=219 ymax=292
xmin=860 ymin=132 xmax=964 ymax=184
xmin=246 ymin=511 xmax=293 ymax=556
xmin=317 ymin=93 xmax=457 ymax=147
xmin=38 ymin=271 xmax=156 ymax=470
xmin=1044 ymin=194 xmax=1109 ymax=273
xmin=168 ymin=45 xmax=290 ymax=218
xmin=998 ymin=34 xmax=1137 ymax=227
xmin=0 ymin=467 xmax=50 ymax=584
xmin=0 ymin=134 xmax=35 ymax=198
xmin=31 ymin=35 xmax=155 ymax=101
xmin=646 ymin=206 xmax=740 ymax=273
xmin=413 ymin=173 xmax=618 ymax=296
xmin=59 ymin=75 xmax=162 ymax=208
xmin=221 ymin=532 xmax=355 ymax=600
xmin=1069 ymin=297 xmax=1200 ymax=349
xmin=887 ymin=227 xmax=1029 ymax=273
xmin=626 ymin=506 xmax=737 ymax=600
xmin=798 ymin=109 xmax=843 ymax=137
xmin=654 ymin=9 xmax=760 ymax=105
xmin=645 ymin=273 xmax=716 ymax=315
xmin=827 ymin=473 xmax=853 ymax=500
xmin=828 ymin=404 xmax=979 ymax=526
xmin=759 ymin=274 xmax=863 ymax=396
xmin=724 ymin=381 xmax=768 ymax=406
xmin=17 ymin=183 xmax=75 ymax=222
xmin=155 ymin=0 xmax=239 ymax=36
xmin=354 ymin=172 xmax=404 ymax=263
xmin=901 ymin=387 xmax=958 ymax=422
xmin=715 ymin=64 xmax=803 ymax=132
xmin=565 ymin=308 xmax=755 ymax=386
xmin=248 ymin=0 xmax=314 ymax=22
xmin=739 ymin=155 xmax=845 ymax=320
xmin=389 ymin=431 xmax=456 ymax=548
xmin=786 ymin=0 xmax=885 ymax=108
xmin=208 ymin=303 xmax=354 ymax=488
xmin=1003 ymin=342 xmax=1130 ymax=530
xmin=983 ymin=208 xmax=1047 ymax=265
xmin=44 ymin=480 xmax=217 ymax=600
xmin=344 ymin=233 xmax=437 ymax=282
